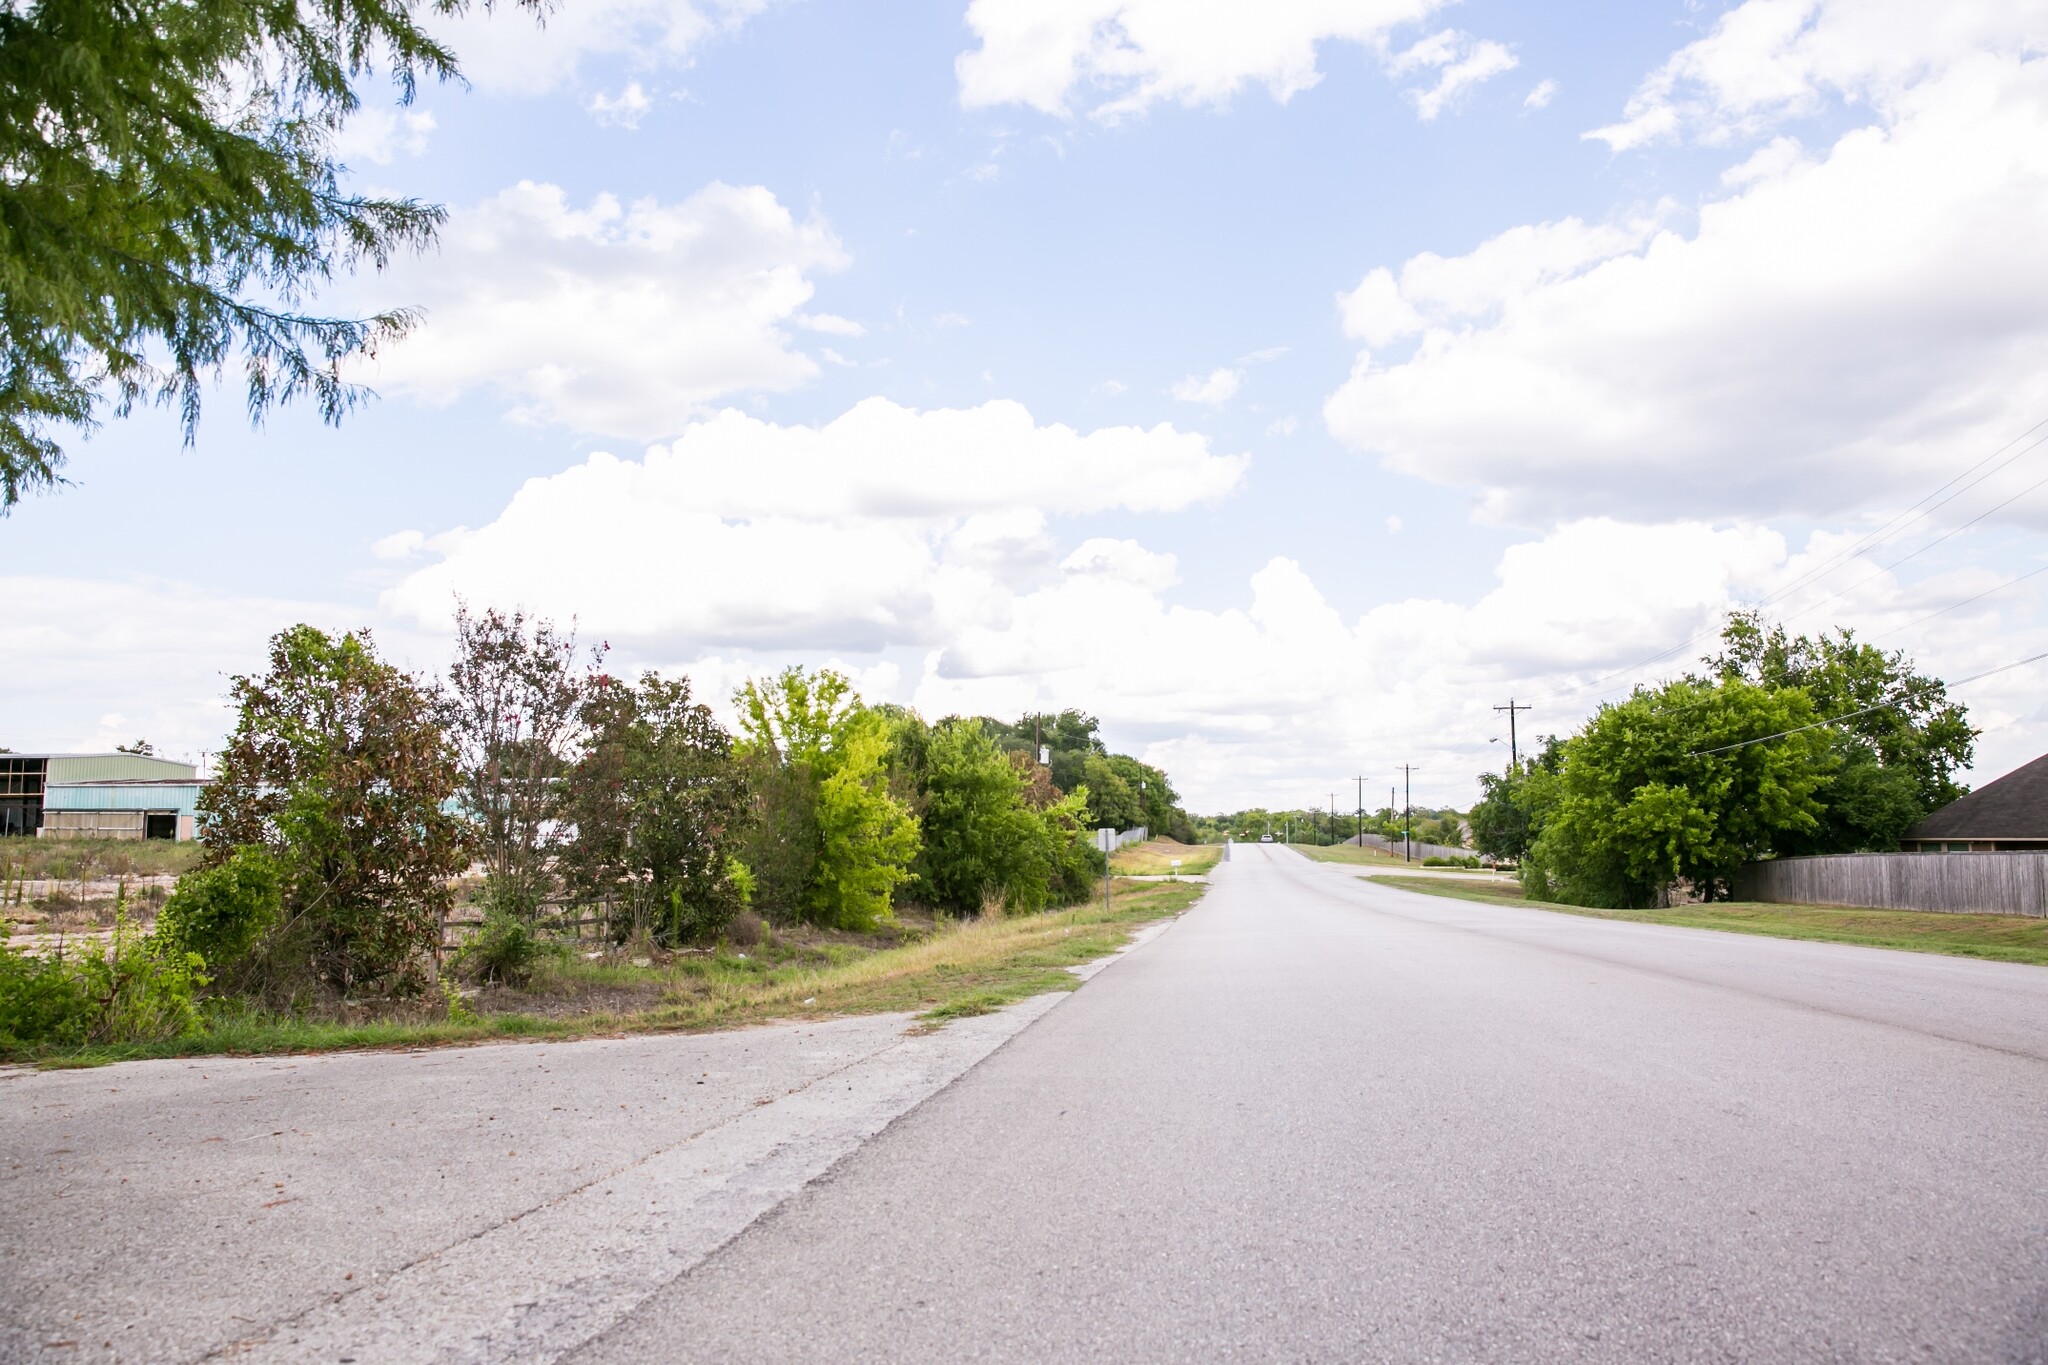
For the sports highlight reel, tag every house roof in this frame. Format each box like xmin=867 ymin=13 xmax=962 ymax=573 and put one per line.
xmin=1908 ymin=752 xmax=2048 ymax=841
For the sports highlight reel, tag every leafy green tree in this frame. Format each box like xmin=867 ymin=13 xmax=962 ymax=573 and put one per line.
xmin=442 ymin=605 xmax=588 ymax=919
xmin=201 ymin=625 xmax=467 ymax=992
xmin=808 ymin=711 xmax=920 ymax=930
xmin=1081 ymin=752 xmax=1142 ymax=830
xmin=1469 ymin=738 xmax=1562 ymax=861
xmin=0 ymin=0 xmax=549 ymax=506
xmin=563 ymin=673 xmax=749 ymax=944
xmin=915 ymin=718 xmax=1092 ymax=915
xmin=733 ymin=668 xmax=918 ymax=930
xmin=1524 ymin=677 xmax=1830 ymax=907
xmin=1707 ymin=612 xmax=1975 ymax=851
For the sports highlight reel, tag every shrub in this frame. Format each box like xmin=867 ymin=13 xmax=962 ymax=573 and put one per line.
xmin=457 ymin=910 xmax=548 ymax=987
xmin=155 ymin=847 xmax=282 ymax=969
xmin=0 ymin=940 xmax=94 ymax=1049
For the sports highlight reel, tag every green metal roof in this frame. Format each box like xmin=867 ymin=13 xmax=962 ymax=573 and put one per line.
xmin=44 ymin=754 xmax=198 ymax=783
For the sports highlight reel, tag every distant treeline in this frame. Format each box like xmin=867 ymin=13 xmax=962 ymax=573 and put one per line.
xmin=1190 ymin=806 xmax=1466 ymax=847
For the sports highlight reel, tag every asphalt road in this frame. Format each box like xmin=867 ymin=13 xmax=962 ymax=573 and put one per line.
xmin=574 ymin=844 xmax=2048 ymax=1364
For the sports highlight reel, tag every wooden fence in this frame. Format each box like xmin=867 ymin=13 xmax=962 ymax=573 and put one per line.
xmin=1735 ymin=852 xmax=2048 ymax=917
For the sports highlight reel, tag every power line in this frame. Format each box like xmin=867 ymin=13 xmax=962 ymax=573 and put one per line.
xmin=1687 ymin=647 xmax=2048 ymax=757
xmin=1534 ymin=419 xmax=2048 ymax=709
xmin=1867 ymin=562 xmax=2048 ymax=645
xmin=1773 ymin=465 xmax=2048 ymax=631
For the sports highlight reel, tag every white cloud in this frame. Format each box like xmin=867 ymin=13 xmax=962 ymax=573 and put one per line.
xmin=372 ymin=530 xmax=427 ymax=561
xmin=799 ymin=313 xmax=867 ymax=337
xmin=1387 ymin=30 xmax=1518 ymax=120
xmin=363 ymin=180 xmax=847 ymax=438
xmin=1267 ymin=415 xmax=1299 ymax=436
xmin=1171 ymin=367 xmax=1243 ymax=405
xmin=1325 ymin=52 xmax=2048 ymax=524
xmin=23 ymin=518 xmax=2048 ymax=811
xmin=381 ymin=398 xmax=1249 ymax=653
xmin=1585 ymin=0 xmax=2048 ymax=151
xmin=1384 ymin=514 xmax=1402 ymax=533
xmin=956 ymin=0 xmax=1450 ymax=119
xmin=1524 ymin=78 xmax=1557 ymax=110
xmin=435 ymin=0 xmax=775 ymax=97
xmin=587 ymin=82 xmax=654 ymax=128
xmin=0 ymin=577 xmax=439 ymax=763
xmin=333 ymin=109 xmax=436 ymax=166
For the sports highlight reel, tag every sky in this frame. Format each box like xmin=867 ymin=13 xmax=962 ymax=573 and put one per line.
xmin=9 ymin=0 xmax=2048 ymax=814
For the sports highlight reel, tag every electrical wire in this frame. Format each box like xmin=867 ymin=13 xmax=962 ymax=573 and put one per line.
xmin=1536 ymin=419 xmax=2048 ymax=709
xmin=1686 ymin=647 xmax=2048 ymax=757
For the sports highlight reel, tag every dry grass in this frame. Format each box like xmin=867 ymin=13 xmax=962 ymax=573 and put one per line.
xmin=1109 ymin=839 xmax=1219 ymax=877
xmin=30 ymin=879 xmax=1208 ymax=1067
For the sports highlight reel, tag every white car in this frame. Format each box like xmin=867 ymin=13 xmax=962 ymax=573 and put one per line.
xmin=1259 ymin=834 xmax=1273 ymax=843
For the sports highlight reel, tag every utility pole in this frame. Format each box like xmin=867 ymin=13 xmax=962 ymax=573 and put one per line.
xmin=1328 ymin=793 xmax=1334 ymax=846
xmin=1494 ymin=698 xmax=1532 ymax=770
xmin=1398 ymin=765 xmax=1417 ymax=861
xmin=1354 ymin=776 xmax=1366 ymax=847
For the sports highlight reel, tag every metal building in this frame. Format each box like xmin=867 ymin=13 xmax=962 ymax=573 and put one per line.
xmin=0 ymin=753 xmax=206 ymax=840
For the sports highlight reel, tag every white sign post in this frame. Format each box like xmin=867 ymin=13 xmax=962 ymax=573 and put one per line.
xmin=1096 ymin=827 xmax=1118 ymax=915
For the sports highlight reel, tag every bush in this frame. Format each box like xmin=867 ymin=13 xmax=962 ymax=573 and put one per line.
xmin=0 ymin=903 xmax=206 ymax=1053
xmin=155 ymin=847 xmax=281 ymax=969
xmin=457 ymin=910 xmax=549 ymax=987
xmin=0 ymin=941 xmax=94 ymax=1049
xmin=1421 ymin=855 xmax=1483 ymax=869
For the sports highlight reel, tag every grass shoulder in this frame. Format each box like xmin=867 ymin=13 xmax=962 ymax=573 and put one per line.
xmin=1362 ymin=874 xmax=2048 ymax=967
xmin=1109 ymin=838 xmax=1219 ymax=877
xmin=24 ymin=878 xmax=1206 ymax=1068
xmin=1294 ymin=842 xmax=1413 ymax=867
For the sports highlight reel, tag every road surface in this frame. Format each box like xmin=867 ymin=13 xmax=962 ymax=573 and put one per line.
xmin=574 ymin=844 xmax=2048 ymax=1363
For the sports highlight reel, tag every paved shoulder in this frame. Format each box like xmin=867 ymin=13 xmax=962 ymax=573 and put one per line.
xmin=0 ymin=1003 xmax=1065 ymax=1363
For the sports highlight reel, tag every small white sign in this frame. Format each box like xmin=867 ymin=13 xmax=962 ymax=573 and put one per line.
xmin=1039 ymin=745 xmax=1052 ymax=765
xmin=1095 ymin=827 xmax=1118 ymax=852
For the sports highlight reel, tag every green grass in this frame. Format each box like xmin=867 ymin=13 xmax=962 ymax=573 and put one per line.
xmin=22 ymin=879 xmax=1207 ymax=1068
xmin=1293 ymin=842 xmax=1415 ymax=867
xmin=1362 ymin=873 xmax=2048 ymax=967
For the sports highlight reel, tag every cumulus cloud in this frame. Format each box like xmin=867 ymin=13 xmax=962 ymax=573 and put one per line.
xmin=956 ymin=0 xmax=1449 ymax=119
xmin=0 ymin=577 xmax=441 ymax=763
xmin=21 ymin=516 xmax=2048 ymax=809
xmin=1585 ymin=0 xmax=2048 ymax=150
xmin=1325 ymin=50 xmax=2048 ymax=524
xmin=1171 ymin=367 xmax=1243 ymax=405
xmin=587 ymin=82 xmax=654 ymax=128
xmin=1524 ymin=78 xmax=1557 ymax=110
xmin=362 ymin=180 xmax=847 ymax=437
xmin=1386 ymin=30 xmax=1518 ymax=120
xmin=380 ymin=398 xmax=1249 ymax=653
xmin=435 ymin=0 xmax=775 ymax=97
xmin=333 ymin=109 xmax=436 ymax=165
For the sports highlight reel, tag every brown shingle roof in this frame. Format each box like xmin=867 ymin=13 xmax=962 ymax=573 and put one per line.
xmin=1908 ymin=752 xmax=2048 ymax=841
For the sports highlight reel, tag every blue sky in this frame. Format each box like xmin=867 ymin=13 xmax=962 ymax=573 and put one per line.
xmin=9 ymin=0 xmax=2048 ymax=811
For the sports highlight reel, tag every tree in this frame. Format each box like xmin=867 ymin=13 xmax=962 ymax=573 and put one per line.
xmin=915 ymin=718 xmax=1092 ymax=915
xmin=442 ymin=605 xmax=587 ymax=919
xmin=1707 ymin=612 xmax=1975 ymax=852
xmin=1469 ymin=738 xmax=1562 ymax=862
xmin=733 ymin=669 xmax=918 ymax=930
xmin=0 ymin=0 xmax=538 ymax=506
xmin=1524 ymin=677 xmax=1829 ymax=907
xmin=562 ymin=673 xmax=750 ymax=945
xmin=201 ymin=625 xmax=467 ymax=992
xmin=113 ymin=739 xmax=155 ymax=756
xmin=808 ymin=710 xmax=919 ymax=930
